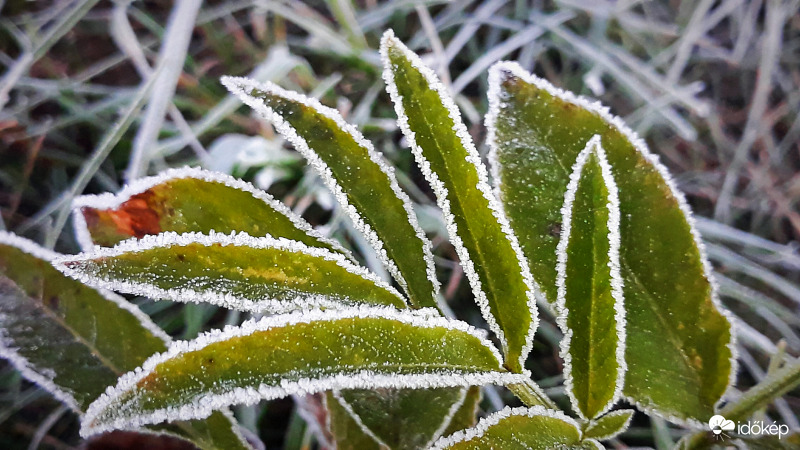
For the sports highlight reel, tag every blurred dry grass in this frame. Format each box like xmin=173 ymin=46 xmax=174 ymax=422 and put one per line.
xmin=0 ymin=0 xmax=799 ymax=448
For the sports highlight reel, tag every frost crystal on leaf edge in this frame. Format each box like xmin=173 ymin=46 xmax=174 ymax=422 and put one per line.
xmin=221 ymin=76 xmax=441 ymax=309
xmin=81 ymin=305 xmax=529 ymax=436
xmin=554 ymin=137 xmax=626 ymax=420
xmin=486 ymin=61 xmax=737 ymax=427
xmin=379 ymin=30 xmax=541 ymax=370
xmin=54 ymin=230 xmax=406 ymax=313
xmin=71 ymin=166 xmax=351 ymax=258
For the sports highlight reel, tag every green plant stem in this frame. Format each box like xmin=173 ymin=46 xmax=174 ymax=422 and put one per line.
xmin=720 ymin=357 xmax=800 ymax=422
xmin=508 ymin=379 xmax=559 ymax=410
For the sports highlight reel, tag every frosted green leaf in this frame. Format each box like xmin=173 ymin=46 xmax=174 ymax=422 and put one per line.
xmin=486 ymin=61 xmax=735 ymax=423
xmin=0 ymin=232 xmax=250 ymax=450
xmin=73 ymin=167 xmax=346 ymax=255
xmin=222 ymin=77 xmax=439 ymax=311
xmin=330 ymin=387 xmax=468 ymax=449
xmin=431 ymin=406 xmax=602 ymax=449
xmin=441 ymin=386 xmax=482 ymax=438
xmin=381 ymin=30 xmax=540 ymax=373
xmin=326 ymin=391 xmax=382 ymax=450
xmin=556 ymin=137 xmax=626 ymax=420
xmin=81 ymin=306 xmax=529 ymax=436
xmin=583 ymin=409 xmax=634 ymax=440
xmin=55 ymin=231 xmax=407 ymax=312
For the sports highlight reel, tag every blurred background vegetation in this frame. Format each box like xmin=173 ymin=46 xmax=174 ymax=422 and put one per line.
xmin=1 ymin=0 xmax=799 ymax=448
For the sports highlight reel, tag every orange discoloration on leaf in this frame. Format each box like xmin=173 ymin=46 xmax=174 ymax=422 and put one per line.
xmin=83 ymin=191 xmax=163 ymax=241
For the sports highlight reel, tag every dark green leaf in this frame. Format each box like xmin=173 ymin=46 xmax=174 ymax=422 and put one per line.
xmin=331 ymin=387 xmax=468 ymax=449
xmin=222 ymin=77 xmax=439 ymax=311
xmin=81 ymin=307 xmax=527 ymax=435
xmin=55 ymin=231 xmax=407 ymax=312
xmin=487 ymin=62 xmax=734 ymax=421
xmin=381 ymin=31 xmax=539 ymax=373
xmin=556 ymin=138 xmax=625 ymax=419
xmin=0 ymin=232 xmax=250 ymax=450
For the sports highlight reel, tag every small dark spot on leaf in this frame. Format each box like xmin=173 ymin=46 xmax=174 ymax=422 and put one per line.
xmin=548 ymin=222 xmax=562 ymax=238
xmin=46 ymin=296 xmax=59 ymax=310
xmin=177 ymin=254 xmax=185 ymax=262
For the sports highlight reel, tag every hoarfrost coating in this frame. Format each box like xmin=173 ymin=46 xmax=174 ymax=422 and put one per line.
xmin=485 ymin=61 xmax=737 ymax=425
xmin=380 ymin=30 xmax=541 ymax=370
xmin=53 ymin=230 xmax=406 ymax=313
xmin=221 ymin=76 xmax=441 ymax=308
xmin=554 ymin=136 xmax=626 ymax=419
xmin=81 ymin=305 xmax=530 ymax=436
xmin=71 ymin=166 xmax=351 ymax=257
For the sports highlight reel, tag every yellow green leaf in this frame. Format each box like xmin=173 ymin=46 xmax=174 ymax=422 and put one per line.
xmin=55 ymin=231 xmax=407 ymax=312
xmin=556 ymin=137 xmax=626 ymax=419
xmin=583 ymin=409 xmax=634 ymax=441
xmin=73 ymin=167 xmax=345 ymax=255
xmin=431 ymin=406 xmax=602 ymax=449
xmin=81 ymin=307 xmax=528 ymax=436
xmin=222 ymin=77 xmax=439 ymax=310
xmin=381 ymin=30 xmax=539 ymax=373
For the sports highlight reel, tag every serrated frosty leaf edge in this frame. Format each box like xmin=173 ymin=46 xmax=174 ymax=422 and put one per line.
xmin=0 ymin=231 xmax=171 ymax=414
xmin=72 ymin=166 xmax=351 ymax=257
xmin=54 ymin=230 xmax=407 ymax=313
xmin=486 ymin=61 xmax=738 ymax=424
xmin=584 ymin=409 xmax=634 ymax=440
xmin=380 ymin=30 xmax=542 ymax=370
xmin=221 ymin=76 xmax=441 ymax=309
xmin=429 ymin=405 xmax=601 ymax=449
xmin=555 ymin=137 xmax=626 ymax=419
xmin=81 ymin=305 xmax=530 ymax=436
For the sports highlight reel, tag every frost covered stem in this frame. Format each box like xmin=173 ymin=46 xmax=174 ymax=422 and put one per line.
xmin=508 ymin=380 xmax=559 ymax=411
xmin=719 ymin=357 xmax=800 ymax=422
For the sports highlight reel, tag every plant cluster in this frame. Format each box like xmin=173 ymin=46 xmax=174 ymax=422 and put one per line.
xmin=1 ymin=31 xmax=797 ymax=450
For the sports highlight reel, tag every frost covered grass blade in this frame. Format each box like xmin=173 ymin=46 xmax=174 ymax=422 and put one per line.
xmin=555 ymin=136 xmax=626 ymax=420
xmin=81 ymin=306 xmax=529 ymax=436
xmin=54 ymin=231 xmax=407 ymax=313
xmin=72 ymin=167 xmax=347 ymax=256
xmin=380 ymin=30 xmax=540 ymax=373
xmin=486 ymin=61 xmax=734 ymax=423
xmin=221 ymin=77 xmax=440 ymax=311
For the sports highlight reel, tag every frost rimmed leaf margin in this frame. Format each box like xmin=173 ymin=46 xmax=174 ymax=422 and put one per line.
xmin=0 ymin=232 xmax=251 ymax=449
xmin=72 ymin=166 xmax=350 ymax=256
xmin=485 ymin=61 xmax=737 ymax=425
xmin=380 ymin=30 xmax=541 ymax=372
xmin=430 ymin=405 xmax=601 ymax=449
xmin=81 ymin=306 xmax=530 ymax=437
xmin=331 ymin=387 xmax=469 ymax=449
xmin=555 ymin=136 xmax=626 ymax=420
xmin=54 ymin=231 xmax=407 ymax=312
xmin=0 ymin=232 xmax=171 ymax=412
xmin=221 ymin=77 xmax=440 ymax=310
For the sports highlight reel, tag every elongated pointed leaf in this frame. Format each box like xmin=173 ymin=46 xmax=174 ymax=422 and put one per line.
xmin=222 ymin=77 xmax=439 ymax=311
xmin=0 ymin=232 xmax=250 ymax=450
xmin=330 ymin=387 xmax=468 ymax=450
xmin=380 ymin=30 xmax=540 ymax=373
xmin=73 ymin=167 xmax=346 ymax=255
xmin=431 ymin=406 xmax=602 ymax=449
xmin=81 ymin=306 xmax=529 ymax=435
xmin=486 ymin=61 xmax=734 ymax=422
xmin=55 ymin=231 xmax=407 ymax=312
xmin=556 ymin=137 xmax=626 ymax=420
xmin=583 ymin=409 xmax=634 ymax=440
